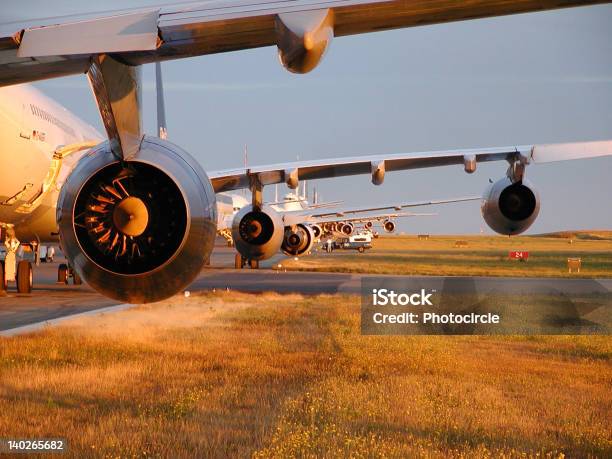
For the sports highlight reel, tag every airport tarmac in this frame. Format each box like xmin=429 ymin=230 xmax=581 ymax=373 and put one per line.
xmin=1 ymin=241 xmax=610 ymax=333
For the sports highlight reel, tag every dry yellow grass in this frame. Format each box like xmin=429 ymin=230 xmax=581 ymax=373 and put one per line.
xmin=0 ymin=292 xmax=610 ymax=458
xmin=284 ymin=234 xmax=612 ymax=278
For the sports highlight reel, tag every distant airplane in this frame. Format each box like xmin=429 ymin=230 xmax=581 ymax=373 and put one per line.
xmin=0 ymin=1 xmax=611 ymax=302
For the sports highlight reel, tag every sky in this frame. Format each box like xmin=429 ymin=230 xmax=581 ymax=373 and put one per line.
xmin=27 ymin=2 xmax=612 ymax=234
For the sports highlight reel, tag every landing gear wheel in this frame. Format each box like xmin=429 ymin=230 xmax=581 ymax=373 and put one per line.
xmin=0 ymin=261 xmax=6 ymax=291
xmin=235 ymin=253 xmax=244 ymax=269
xmin=72 ymin=270 xmax=82 ymax=285
xmin=16 ymin=261 xmax=33 ymax=294
xmin=58 ymin=264 xmax=69 ymax=284
xmin=358 ymin=246 xmax=365 ymax=253
xmin=249 ymin=259 xmax=259 ymax=269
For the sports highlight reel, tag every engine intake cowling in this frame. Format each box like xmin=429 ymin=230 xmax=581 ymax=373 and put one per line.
xmin=232 ymin=205 xmax=284 ymax=261
xmin=383 ymin=220 xmax=396 ymax=233
xmin=282 ymin=224 xmax=315 ymax=257
xmin=481 ymin=177 xmax=540 ymax=235
xmin=341 ymin=222 xmax=354 ymax=236
xmin=310 ymin=224 xmax=322 ymax=239
xmin=57 ymin=136 xmax=217 ymax=303
xmin=332 ymin=222 xmax=347 ymax=235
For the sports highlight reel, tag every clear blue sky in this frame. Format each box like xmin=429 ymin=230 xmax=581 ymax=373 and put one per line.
xmin=30 ymin=2 xmax=612 ymax=234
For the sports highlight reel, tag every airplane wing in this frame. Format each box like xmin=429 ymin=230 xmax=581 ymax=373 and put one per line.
xmin=209 ymin=140 xmax=612 ymax=193
xmin=303 ymin=200 xmax=344 ymax=210
xmin=1 ymin=0 xmax=608 ymax=86
xmin=267 ymin=199 xmax=343 ymax=209
xmin=280 ymin=193 xmax=474 ymax=225
xmin=309 ymin=211 xmax=436 ymax=225
xmin=309 ymin=196 xmax=479 ymax=218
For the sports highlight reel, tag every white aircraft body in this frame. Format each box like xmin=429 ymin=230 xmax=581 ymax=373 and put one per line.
xmin=0 ymin=84 xmax=102 ymax=241
xmin=0 ymin=1 xmax=611 ymax=302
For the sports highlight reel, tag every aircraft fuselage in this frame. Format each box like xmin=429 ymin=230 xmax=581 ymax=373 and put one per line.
xmin=0 ymin=84 xmax=102 ymax=242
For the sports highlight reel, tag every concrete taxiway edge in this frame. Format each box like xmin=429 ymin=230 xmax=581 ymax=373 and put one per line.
xmin=0 ymin=303 xmax=136 ymax=338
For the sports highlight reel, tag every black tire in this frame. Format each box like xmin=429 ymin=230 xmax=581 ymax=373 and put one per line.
xmin=0 ymin=261 xmax=6 ymax=291
xmin=234 ymin=253 xmax=243 ymax=269
xmin=358 ymin=246 xmax=365 ymax=253
xmin=249 ymin=259 xmax=259 ymax=269
xmin=58 ymin=263 xmax=69 ymax=284
xmin=16 ymin=261 xmax=32 ymax=294
xmin=72 ymin=270 xmax=83 ymax=285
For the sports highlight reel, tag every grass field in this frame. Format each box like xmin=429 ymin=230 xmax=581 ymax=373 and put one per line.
xmin=1 ymin=291 xmax=610 ymax=457
xmin=282 ymin=232 xmax=612 ymax=278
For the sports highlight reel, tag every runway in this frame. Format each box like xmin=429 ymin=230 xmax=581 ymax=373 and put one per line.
xmin=1 ymin=241 xmax=611 ymax=333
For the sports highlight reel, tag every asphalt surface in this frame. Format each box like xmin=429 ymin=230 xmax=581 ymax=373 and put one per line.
xmin=1 ymin=240 xmax=610 ymax=333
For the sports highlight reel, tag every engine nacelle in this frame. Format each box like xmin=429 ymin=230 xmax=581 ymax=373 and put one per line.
xmin=232 ymin=204 xmax=284 ymax=261
xmin=275 ymin=10 xmax=334 ymax=74
xmin=310 ymin=224 xmax=322 ymax=239
xmin=282 ymin=224 xmax=315 ymax=257
xmin=341 ymin=222 xmax=354 ymax=236
xmin=364 ymin=221 xmax=373 ymax=229
xmin=57 ymin=136 xmax=217 ymax=303
xmin=481 ymin=177 xmax=540 ymax=235
xmin=320 ymin=222 xmax=334 ymax=235
xmin=383 ymin=220 xmax=396 ymax=233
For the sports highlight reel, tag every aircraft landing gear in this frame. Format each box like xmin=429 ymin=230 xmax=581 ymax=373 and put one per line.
xmin=58 ymin=263 xmax=82 ymax=285
xmin=58 ymin=263 xmax=69 ymax=284
xmin=1 ymin=225 xmax=32 ymax=294
xmin=235 ymin=253 xmax=243 ymax=269
xmin=16 ymin=260 xmax=33 ymax=294
xmin=235 ymin=253 xmax=259 ymax=269
xmin=0 ymin=260 xmax=6 ymax=291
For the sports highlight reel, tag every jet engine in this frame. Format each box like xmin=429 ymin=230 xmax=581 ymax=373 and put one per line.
xmin=57 ymin=136 xmax=217 ymax=303
xmin=321 ymin=222 xmax=334 ymax=234
xmin=231 ymin=204 xmax=284 ymax=261
xmin=481 ymin=177 xmax=540 ymax=235
xmin=340 ymin=222 xmax=354 ymax=236
xmin=383 ymin=220 xmax=396 ymax=233
xmin=331 ymin=222 xmax=343 ymax=235
xmin=310 ymin=224 xmax=322 ymax=239
xmin=364 ymin=221 xmax=373 ymax=229
xmin=281 ymin=224 xmax=315 ymax=256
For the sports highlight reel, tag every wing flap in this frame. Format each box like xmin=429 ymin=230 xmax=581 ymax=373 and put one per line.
xmin=17 ymin=9 xmax=160 ymax=58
